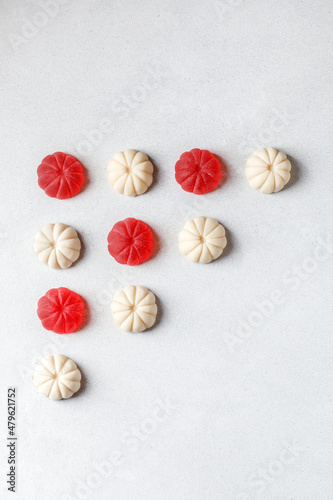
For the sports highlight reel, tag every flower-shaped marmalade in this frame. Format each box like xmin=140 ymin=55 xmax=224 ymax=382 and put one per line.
xmin=178 ymin=216 xmax=227 ymax=264
xmin=34 ymin=354 xmax=81 ymax=400
xmin=108 ymin=149 xmax=154 ymax=196
xmin=37 ymin=288 xmax=85 ymax=334
xmin=111 ymin=285 xmax=157 ymax=332
xmin=245 ymin=147 xmax=291 ymax=194
xmin=107 ymin=218 xmax=153 ymax=266
xmin=34 ymin=223 xmax=81 ymax=269
xmin=175 ymin=149 xmax=221 ymax=194
xmin=37 ymin=152 xmax=84 ymax=199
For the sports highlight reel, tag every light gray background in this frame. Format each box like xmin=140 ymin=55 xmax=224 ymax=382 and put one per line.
xmin=1 ymin=0 xmax=332 ymax=499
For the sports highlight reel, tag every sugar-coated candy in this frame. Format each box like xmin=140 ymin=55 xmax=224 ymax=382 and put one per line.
xmin=34 ymin=354 xmax=81 ymax=400
xmin=34 ymin=223 xmax=81 ymax=269
xmin=245 ymin=147 xmax=291 ymax=194
xmin=111 ymin=285 xmax=157 ymax=332
xmin=175 ymin=149 xmax=221 ymax=194
xmin=37 ymin=152 xmax=84 ymax=199
xmin=107 ymin=218 xmax=153 ymax=266
xmin=108 ymin=149 xmax=154 ymax=196
xmin=37 ymin=288 xmax=85 ymax=334
xmin=178 ymin=216 xmax=227 ymax=264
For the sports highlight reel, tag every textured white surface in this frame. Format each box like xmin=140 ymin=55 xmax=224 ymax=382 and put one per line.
xmin=178 ymin=216 xmax=227 ymax=263
xmin=1 ymin=1 xmax=333 ymax=499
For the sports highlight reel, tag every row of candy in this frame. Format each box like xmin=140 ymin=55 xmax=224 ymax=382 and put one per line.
xmin=37 ymin=284 xmax=157 ymax=335
xmin=37 ymin=146 xmax=292 ymax=199
xmin=34 ymin=215 xmax=227 ymax=269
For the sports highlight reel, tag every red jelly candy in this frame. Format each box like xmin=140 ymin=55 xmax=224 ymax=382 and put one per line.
xmin=108 ymin=218 xmax=153 ymax=266
xmin=37 ymin=152 xmax=85 ymax=199
xmin=37 ymin=288 xmax=85 ymax=334
xmin=175 ymin=148 xmax=221 ymax=194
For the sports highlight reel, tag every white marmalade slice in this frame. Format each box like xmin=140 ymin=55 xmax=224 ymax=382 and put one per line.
xmin=34 ymin=223 xmax=81 ymax=269
xmin=111 ymin=285 xmax=157 ymax=332
xmin=108 ymin=149 xmax=154 ymax=196
xmin=246 ymin=147 xmax=291 ymax=194
xmin=34 ymin=354 xmax=81 ymax=400
xmin=178 ymin=216 xmax=227 ymax=264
